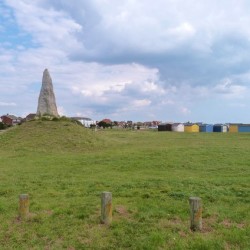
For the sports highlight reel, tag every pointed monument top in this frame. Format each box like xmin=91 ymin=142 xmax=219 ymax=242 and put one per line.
xmin=36 ymin=69 xmax=59 ymax=117
xmin=42 ymin=69 xmax=52 ymax=85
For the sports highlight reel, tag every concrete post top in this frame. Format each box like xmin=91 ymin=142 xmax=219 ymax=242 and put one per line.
xmin=102 ymin=191 xmax=112 ymax=194
xmin=189 ymin=197 xmax=201 ymax=201
xmin=19 ymin=194 xmax=29 ymax=199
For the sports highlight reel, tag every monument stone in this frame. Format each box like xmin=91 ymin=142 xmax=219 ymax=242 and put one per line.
xmin=36 ymin=69 xmax=59 ymax=117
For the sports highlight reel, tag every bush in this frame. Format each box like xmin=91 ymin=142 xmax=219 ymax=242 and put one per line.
xmin=97 ymin=121 xmax=111 ymax=129
xmin=0 ymin=122 xmax=7 ymax=130
xmin=41 ymin=116 xmax=52 ymax=121
xmin=34 ymin=115 xmax=84 ymax=127
xmin=59 ymin=116 xmax=70 ymax=121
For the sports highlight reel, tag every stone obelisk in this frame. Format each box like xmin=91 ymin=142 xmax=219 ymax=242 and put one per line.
xmin=36 ymin=69 xmax=59 ymax=117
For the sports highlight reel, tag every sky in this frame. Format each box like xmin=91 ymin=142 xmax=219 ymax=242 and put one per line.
xmin=1 ymin=0 xmax=250 ymax=123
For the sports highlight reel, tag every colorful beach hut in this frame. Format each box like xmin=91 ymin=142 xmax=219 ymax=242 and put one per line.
xmin=238 ymin=124 xmax=250 ymax=132
xmin=171 ymin=123 xmax=184 ymax=132
xmin=184 ymin=123 xmax=199 ymax=132
xmin=213 ymin=124 xmax=228 ymax=132
xmin=199 ymin=124 xmax=213 ymax=132
xmin=229 ymin=124 xmax=239 ymax=133
xmin=158 ymin=123 xmax=172 ymax=131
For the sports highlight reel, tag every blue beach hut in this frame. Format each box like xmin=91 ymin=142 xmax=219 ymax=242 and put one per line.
xmin=238 ymin=124 xmax=250 ymax=132
xmin=213 ymin=124 xmax=228 ymax=132
xmin=199 ymin=124 xmax=213 ymax=132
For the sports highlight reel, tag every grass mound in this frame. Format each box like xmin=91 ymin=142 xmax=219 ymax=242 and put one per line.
xmin=0 ymin=119 xmax=101 ymax=154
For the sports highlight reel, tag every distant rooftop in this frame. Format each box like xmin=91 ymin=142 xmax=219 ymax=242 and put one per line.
xmin=71 ymin=117 xmax=92 ymax=121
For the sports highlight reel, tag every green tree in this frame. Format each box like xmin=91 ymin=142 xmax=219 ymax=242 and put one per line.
xmin=98 ymin=121 xmax=111 ymax=129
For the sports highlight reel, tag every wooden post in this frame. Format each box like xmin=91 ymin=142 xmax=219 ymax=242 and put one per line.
xmin=189 ymin=197 xmax=202 ymax=231
xmin=19 ymin=194 xmax=29 ymax=219
xmin=101 ymin=192 xmax=112 ymax=225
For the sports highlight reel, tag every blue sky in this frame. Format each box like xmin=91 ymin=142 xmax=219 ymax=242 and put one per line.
xmin=1 ymin=0 xmax=250 ymax=123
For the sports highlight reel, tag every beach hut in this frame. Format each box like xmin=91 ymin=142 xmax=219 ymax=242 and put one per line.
xmin=184 ymin=123 xmax=199 ymax=132
xmin=213 ymin=124 xmax=228 ymax=132
xmin=199 ymin=124 xmax=213 ymax=132
xmin=238 ymin=124 xmax=250 ymax=132
xmin=171 ymin=123 xmax=184 ymax=132
xmin=158 ymin=123 xmax=172 ymax=131
xmin=229 ymin=124 xmax=239 ymax=133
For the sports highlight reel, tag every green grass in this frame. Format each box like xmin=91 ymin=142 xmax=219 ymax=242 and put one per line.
xmin=0 ymin=120 xmax=249 ymax=249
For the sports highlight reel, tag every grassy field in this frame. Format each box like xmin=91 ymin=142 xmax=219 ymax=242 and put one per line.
xmin=0 ymin=120 xmax=249 ymax=249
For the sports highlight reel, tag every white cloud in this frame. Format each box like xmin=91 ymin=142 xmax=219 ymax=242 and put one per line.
xmin=180 ymin=107 xmax=191 ymax=115
xmin=133 ymin=99 xmax=151 ymax=107
xmin=5 ymin=0 xmax=82 ymax=52
xmin=213 ymin=79 xmax=246 ymax=99
xmin=141 ymin=81 xmax=165 ymax=94
xmin=69 ymin=63 xmax=159 ymax=99
xmin=167 ymin=22 xmax=196 ymax=40
xmin=0 ymin=102 xmax=16 ymax=106
xmin=1 ymin=0 xmax=250 ymax=122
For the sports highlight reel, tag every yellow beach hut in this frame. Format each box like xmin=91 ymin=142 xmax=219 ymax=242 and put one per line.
xmin=184 ymin=123 xmax=199 ymax=132
xmin=229 ymin=124 xmax=239 ymax=133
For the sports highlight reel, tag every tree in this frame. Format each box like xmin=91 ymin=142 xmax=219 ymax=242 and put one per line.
xmin=97 ymin=121 xmax=111 ymax=129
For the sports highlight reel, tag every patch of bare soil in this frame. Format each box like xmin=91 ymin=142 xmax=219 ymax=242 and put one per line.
xmin=114 ymin=205 xmax=134 ymax=222
xmin=221 ymin=219 xmax=245 ymax=229
xmin=115 ymin=205 xmax=129 ymax=216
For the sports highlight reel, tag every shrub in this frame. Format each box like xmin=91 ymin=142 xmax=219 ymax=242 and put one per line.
xmin=0 ymin=122 xmax=7 ymax=130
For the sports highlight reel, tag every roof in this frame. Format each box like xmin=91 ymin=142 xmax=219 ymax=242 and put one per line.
xmin=184 ymin=123 xmax=198 ymax=126
xmin=102 ymin=118 xmax=112 ymax=123
xmin=71 ymin=117 xmax=92 ymax=121
xmin=200 ymin=124 xmax=213 ymax=126
xmin=172 ymin=123 xmax=184 ymax=126
xmin=1 ymin=114 xmax=18 ymax=120
xmin=238 ymin=124 xmax=250 ymax=127
xmin=214 ymin=124 xmax=227 ymax=126
xmin=159 ymin=122 xmax=173 ymax=125
xmin=26 ymin=113 xmax=36 ymax=119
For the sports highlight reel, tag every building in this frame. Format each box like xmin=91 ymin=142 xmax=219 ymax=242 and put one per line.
xmin=228 ymin=123 xmax=250 ymax=132
xmin=101 ymin=118 xmax=112 ymax=124
xmin=71 ymin=117 xmax=96 ymax=127
xmin=158 ymin=123 xmax=172 ymax=131
xmin=228 ymin=124 xmax=239 ymax=133
xmin=171 ymin=123 xmax=184 ymax=132
xmin=184 ymin=123 xmax=199 ymax=132
xmin=1 ymin=114 xmax=22 ymax=126
xmin=238 ymin=124 xmax=250 ymax=132
xmin=213 ymin=124 xmax=228 ymax=132
xmin=25 ymin=113 xmax=36 ymax=121
xmin=199 ymin=124 xmax=213 ymax=132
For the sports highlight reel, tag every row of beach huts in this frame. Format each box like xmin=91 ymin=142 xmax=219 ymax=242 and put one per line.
xmin=158 ymin=123 xmax=250 ymax=133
